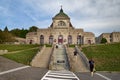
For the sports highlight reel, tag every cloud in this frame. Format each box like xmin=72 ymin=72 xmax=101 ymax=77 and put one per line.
xmin=71 ymin=17 xmax=120 ymax=36
xmin=0 ymin=0 xmax=120 ymax=36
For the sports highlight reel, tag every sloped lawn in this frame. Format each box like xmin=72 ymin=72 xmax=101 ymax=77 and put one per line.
xmin=0 ymin=44 xmax=39 ymax=52
xmin=82 ymin=43 xmax=120 ymax=71
xmin=2 ymin=48 xmax=39 ymax=65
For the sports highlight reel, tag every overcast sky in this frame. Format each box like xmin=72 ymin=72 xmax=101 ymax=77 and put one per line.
xmin=0 ymin=0 xmax=120 ymax=36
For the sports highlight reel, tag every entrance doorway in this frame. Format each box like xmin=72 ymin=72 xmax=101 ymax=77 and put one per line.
xmin=58 ymin=35 xmax=63 ymax=44
xmin=29 ymin=40 xmax=32 ymax=44
xmin=88 ymin=40 xmax=91 ymax=44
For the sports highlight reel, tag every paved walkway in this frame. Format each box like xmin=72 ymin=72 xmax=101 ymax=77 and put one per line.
xmin=31 ymin=47 xmax=52 ymax=68
xmin=67 ymin=47 xmax=89 ymax=72
xmin=0 ymin=56 xmax=24 ymax=72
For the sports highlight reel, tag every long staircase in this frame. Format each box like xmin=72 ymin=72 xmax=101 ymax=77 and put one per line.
xmin=49 ymin=44 xmax=70 ymax=70
xmin=31 ymin=44 xmax=89 ymax=80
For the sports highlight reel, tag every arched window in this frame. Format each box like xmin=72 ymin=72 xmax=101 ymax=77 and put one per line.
xmin=68 ymin=35 xmax=72 ymax=44
xmin=49 ymin=35 xmax=53 ymax=44
xmin=77 ymin=35 xmax=82 ymax=44
xmin=58 ymin=21 xmax=66 ymax=26
xmin=40 ymin=35 xmax=44 ymax=44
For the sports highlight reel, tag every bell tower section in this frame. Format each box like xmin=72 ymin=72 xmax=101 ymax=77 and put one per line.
xmin=52 ymin=8 xmax=70 ymax=29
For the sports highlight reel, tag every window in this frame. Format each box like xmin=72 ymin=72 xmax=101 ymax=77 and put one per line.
xmin=58 ymin=21 xmax=66 ymax=26
xmin=49 ymin=35 xmax=53 ymax=44
xmin=77 ymin=35 xmax=82 ymax=44
xmin=40 ymin=35 xmax=44 ymax=44
xmin=68 ymin=35 xmax=72 ymax=44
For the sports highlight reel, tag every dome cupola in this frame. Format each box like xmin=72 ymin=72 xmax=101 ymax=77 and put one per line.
xmin=53 ymin=8 xmax=70 ymax=20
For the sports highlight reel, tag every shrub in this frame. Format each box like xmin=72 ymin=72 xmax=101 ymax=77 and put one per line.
xmin=101 ymin=38 xmax=107 ymax=44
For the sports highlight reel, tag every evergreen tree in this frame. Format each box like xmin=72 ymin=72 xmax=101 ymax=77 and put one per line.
xmin=4 ymin=26 xmax=9 ymax=32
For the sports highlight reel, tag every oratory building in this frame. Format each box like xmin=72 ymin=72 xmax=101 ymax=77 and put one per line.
xmin=26 ymin=8 xmax=95 ymax=45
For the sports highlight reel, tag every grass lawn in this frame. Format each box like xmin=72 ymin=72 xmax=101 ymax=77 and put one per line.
xmin=82 ymin=43 xmax=120 ymax=71
xmin=0 ymin=44 xmax=39 ymax=52
xmin=0 ymin=44 xmax=41 ymax=65
xmin=2 ymin=48 xmax=39 ymax=65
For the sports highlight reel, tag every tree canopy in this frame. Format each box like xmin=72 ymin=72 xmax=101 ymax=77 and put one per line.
xmin=0 ymin=26 xmax=38 ymax=43
xmin=0 ymin=30 xmax=15 ymax=43
xmin=10 ymin=28 xmax=29 ymax=38
xmin=29 ymin=26 xmax=38 ymax=32
xmin=101 ymin=38 xmax=107 ymax=44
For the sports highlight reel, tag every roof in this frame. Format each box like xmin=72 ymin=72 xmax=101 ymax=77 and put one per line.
xmin=53 ymin=8 xmax=70 ymax=19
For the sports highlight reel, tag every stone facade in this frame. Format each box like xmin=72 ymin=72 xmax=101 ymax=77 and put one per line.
xmin=26 ymin=8 xmax=95 ymax=45
xmin=110 ymin=32 xmax=120 ymax=42
xmin=97 ymin=32 xmax=120 ymax=43
xmin=97 ymin=33 xmax=111 ymax=43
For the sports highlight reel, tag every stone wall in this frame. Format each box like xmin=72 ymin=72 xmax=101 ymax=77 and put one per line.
xmin=0 ymin=50 xmax=8 ymax=55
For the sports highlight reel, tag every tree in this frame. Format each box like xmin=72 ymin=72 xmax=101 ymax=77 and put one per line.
xmin=0 ymin=31 xmax=15 ymax=43
xmin=101 ymin=38 xmax=107 ymax=44
xmin=19 ymin=28 xmax=29 ymax=38
xmin=29 ymin=26 xmax=38 ymax=32
xmin=0 ymin=29 xmax=2 ymax=32
xmin=10 ymin=28 xmax=29 ymax=38
xmin=4 ymin=26 xmax=9 ymax=32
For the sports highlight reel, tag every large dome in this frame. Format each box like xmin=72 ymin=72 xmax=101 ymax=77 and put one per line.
xmin=53 ymin=8 xmax=70 ymax=19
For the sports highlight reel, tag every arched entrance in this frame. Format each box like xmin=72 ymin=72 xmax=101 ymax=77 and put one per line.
xmin=49 ymin=35 xmax=53 ymax=44
xmin=68 ymin=35 xmax=72 ymax=44
xmin=29 ymin=40 xmax=32 ymax=44
xmin=88 ymin=40 xmax=91 ymax=44
xmin=77 ymin=35 xmax=82 ymax=45
xmin=58 ymin=35 xmax=63 ymax=44
xmin=40 ymin=35 xmax=44 ymax=44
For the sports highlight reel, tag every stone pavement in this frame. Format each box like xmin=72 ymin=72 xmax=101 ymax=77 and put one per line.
xmin=31 ymin=47 xmax=52 ymax=68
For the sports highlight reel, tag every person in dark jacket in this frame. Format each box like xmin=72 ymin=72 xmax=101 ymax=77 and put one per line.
xmin=89 ymin=59 xmax=95 ymax=77
xmin=74 ymin=50 xmax=77 ymax=56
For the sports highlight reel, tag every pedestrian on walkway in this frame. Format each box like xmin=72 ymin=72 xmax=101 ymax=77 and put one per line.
xmin=89 ymin=58 xmax=95 ymax=77
xmin=74 ymin=50 xmax=77 ymax=56
xmin=56 ymin=44 xmax=58 ymax=49
xmin=73 ymin=50 xmax=78 ymax=62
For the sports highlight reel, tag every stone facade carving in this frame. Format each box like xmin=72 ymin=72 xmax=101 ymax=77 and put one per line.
xmin=26 ymin=8 xmax=95 ymax=45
